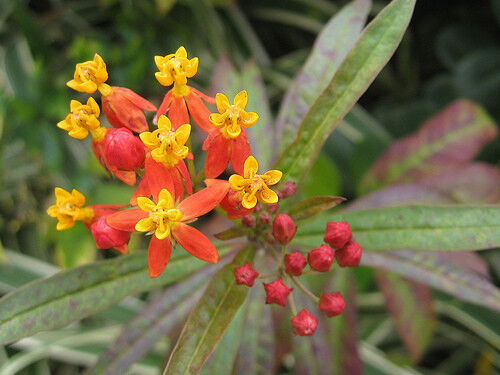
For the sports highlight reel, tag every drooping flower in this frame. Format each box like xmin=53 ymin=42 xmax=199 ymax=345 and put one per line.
xmin=154 ymin=46 xmax=215 ymax=131
xmin=291 ymin=309 xmax=318 ymax=336
xmin=202 ymin=90 xmax=257 ymax=178
xmin=132 ymin=115 xmax=192 ymax=204
xmin=106 ymin=181 xmax=230 ymax=277
xmin=67 ymin=54 xmax=156 ymax=133
xmin=225 ymin=156 xmax=282 ymax=213
xmin=47 ymin=187 xmax=129 ymax=252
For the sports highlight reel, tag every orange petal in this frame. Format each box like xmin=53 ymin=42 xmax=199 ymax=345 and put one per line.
xmin=185 ymin=91 xmax=212 ymax=132
xmin=130 ymin=175 xmax=150 ymax=206
xmin=177 ymin=179 xmax=230 ymax=221
xmin=113 ymin=169 xmax=137 ymax=186
xmin=101 ymin=88 xmax=148 ymax=133
xmin=169 ymin=97 xmax=189 ymax=129
xmin=114 ymin=243 xmax=129 ymax=254
xmin=115 ymin=86 xmax=157 ymax=112
xmin=172 ymin=165 xmax=185 ymax=202
xmin=148 ymin=236 xmax=172 ymax=278
xmin=106 ymin=209 xmax=148 ymax=231
xmin=177 ymin=160 xmax=193 ymax=195
xmin=90 ymin=204 xmax=127 ymax=218
xmin=145 ymin=155 xmax=174 ymax=202
xmin=172 ymin=223 xmax=218 ymax=263
xmin=230 ymin=130 xmax=252 ymax=176
xmin=204 ymin=133 xmax=230 ymax=178
xmin=154 ymin=91 xmax=173 ymax=125
xmin=190 ymin=87 xmax=216 ymax=104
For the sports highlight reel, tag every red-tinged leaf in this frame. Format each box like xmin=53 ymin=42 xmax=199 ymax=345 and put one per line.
xmin=276 ymin=0 xmax=372 ymax=154
xmin=362 ymin=251 xmax=500 ymax=311
xmin=288 ymin=196 xmax=346 ymax=222
xmin=360 ymin=99 xmax=498 ymax=194
xmin=86 ymin=266 xmax=223 ymax=375
xmin=164 ymin=245 xmax=256 ymax=374
xmin=275 ymin=0 xmax=415 ymax=185
xmin=234 ymin=285 xmax=275 ymax=375
xmin=214 ymin=226 xmax=247 ymax=241
xmin=375 ymin=272 xmax=436 ymax=363
xmin=327 ymin=270 xmax=363 ymax=375
xmin=438 ymin=251 xmax=489 ymax=278
xmin=420 ymin=162 xmax=500 ymax=204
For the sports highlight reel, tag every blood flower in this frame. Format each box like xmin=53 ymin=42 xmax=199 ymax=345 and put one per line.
xmin=202 ymin=90 xmax=257 ymax=178
xmin=154 ymin=46 xmax=215 ymax=130
xmin=107 ymin=181 xmax=229 ymax=277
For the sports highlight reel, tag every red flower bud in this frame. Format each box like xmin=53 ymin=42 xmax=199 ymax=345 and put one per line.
xmin=319 ymin=292 xmax=345 ymax=317
xmin=259 ymin=212 xmax=272 ymax=225
xmin=307 ymin=245 xmax=335 ymax=272
xmin=234 ymin=262 xmax=259 ymax=287
xmin=267 ymin=202 xmax=280 ymax=213
xmin=263 ymin=277 xmax=293 ymax=306
xmin=101 ymin=86 xmax=156 ymax=133
xmin=90 ymin=215 xmax=130 ymax=254
xmin=280 ymin=182 xmax=297 ymax=198
xmin=104 ymin=128 xmax=145 ymax=171
xmin=241 ymin=215 xmax=256 ymax=227
xmin=291 ymin=309 xmax=318 ymax=336
xmin=324 ymin=221 xmax=352 ymax=249
xmin=273 ymin=214 xmax=297 ymax=245
xmin=336 ymin=241 xmax=362 ymax=267
xmin=284 ymin=251 xmax=307 ymax=276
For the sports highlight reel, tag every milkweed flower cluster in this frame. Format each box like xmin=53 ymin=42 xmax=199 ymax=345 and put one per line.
xmin=48 ymin=46 xmax=362 ymax=336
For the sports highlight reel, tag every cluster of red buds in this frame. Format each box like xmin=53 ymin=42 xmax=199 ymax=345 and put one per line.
xmin=235 ymin=213 xmax=362 ymax=336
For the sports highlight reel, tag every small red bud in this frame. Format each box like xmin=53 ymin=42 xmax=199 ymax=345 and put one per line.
xmin=234 ymin=262 xmax=259 ymax=287
xmin=336 ymin=241 xmax=362 ymax=267
xmin=259 ymin=212 xmax=272 ymax=225
xmin=104 ymin=128 xmax=145 ymax=171
xmin=90 ymin=215 xmax=130 ymax=253
xmin=308 ymin=245 xmax=335 ymax=272
xmin=272 ymin=214 xmax=297 ymax=245
xmin=263 ymin=277 xmax=293 ymax=306
xmin=284 ymin=251 xmax=307 ymax=276
xmin=291 ymin=309 xmax=318 ymax=336
xmin=267 ymin=202 xmax=280 ymax=213
xmin=280 ymin=182 xmax=297 ymax=198
xmin=319 ymin=292 xmax=346 ymax=317
xmin=254 ymin=202 xmax=262 ymax=213
xmin=241 ymin=215 xmax=256 ymax=227
xmin=324 ymin=221 xmax=352 ymax=249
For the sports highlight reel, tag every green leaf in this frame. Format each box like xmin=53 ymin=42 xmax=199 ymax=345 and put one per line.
xmin=288 ymin=196 xmax=346 ymax=222
xmin=360 ymin=100 xmax=498 ymax=194
xmin=362 ymin=251 xmax=500 ymax=311
xmin=87 ymin=266 xmax=220 ymax=375
xmin=214 ymin=225 xmax=247 ymax=241
xmin=276 ymin=0 xmax=372 ymax=153
xmin=0 ymin=246 xmax=233 ymax=345
xmin=294 ymin=205 xmax=500 ymax=251
xmin=301 ymin=153 xmax=342 ymax=197
xmin=375 ymin=272 xmax=436 ymax=362
xmin=275 ymin=0 xmax=416 ymax=184
xmin=164 ymin=245 xmax=256 ymax=375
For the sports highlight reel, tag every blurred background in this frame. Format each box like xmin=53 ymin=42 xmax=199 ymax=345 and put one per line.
xmin=0 ymin=0 xmax=499 ymax=373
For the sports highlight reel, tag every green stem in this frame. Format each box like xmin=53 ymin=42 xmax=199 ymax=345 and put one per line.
xmin=288 ymin=293 xmax=298 ymax=316
xmin=291 ymin=276 xmax=320 ymax=303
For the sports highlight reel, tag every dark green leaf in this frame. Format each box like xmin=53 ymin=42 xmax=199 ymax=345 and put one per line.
xmin=163 ymin=245 xmax=256 ymax=375
xmin=275 ymin=0 xmax=416 ymax=184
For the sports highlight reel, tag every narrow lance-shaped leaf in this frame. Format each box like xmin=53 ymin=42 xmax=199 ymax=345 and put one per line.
xmin=86 ymin=263 xmax=226 ymax=375
xmin=275 ymin=0 xmax=416 ymax=184
xmin=164 ymin=245 xmax=256 ymax=375
xmin=362 ymin=251 xmax=500 ymax=311
xmin=276 ymin=0 xmax=372 ymax=153
xmin=360 ymin=100 xmax=498 ymax=194
xmin=288 ymin=196 xmax=346 ymax=222
xmin=0 ymin=246 xmax=233 ymax=346
xmin=294 ymin=205 xmax=500 ymax=252
xmin=375 ymin=272 xmax=436 ymax=363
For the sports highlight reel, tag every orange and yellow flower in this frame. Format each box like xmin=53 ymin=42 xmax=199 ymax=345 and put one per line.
xmin=107 ymin=180 xmax=230 ymax=277
xmin=67 ymin=54 xmax=109 ymax=94
xmin=131 ymin=115 xmax=192 ymax=205
xmin=154 ymin=46 xmax=215 ymax=131
xmin=202 ymin=90 xmax=257 ymax=178
xmin=57 ymin=98 xmax=104 ymax=140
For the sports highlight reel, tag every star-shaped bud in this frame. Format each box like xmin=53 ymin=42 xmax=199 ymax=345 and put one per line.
xmin=263 ymin=277 xmax=293 ymax=306
xmin=234 ymin=262 xmax=259 ymax=287
xmin=291 ymin=309 xmax=318 ymax=336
